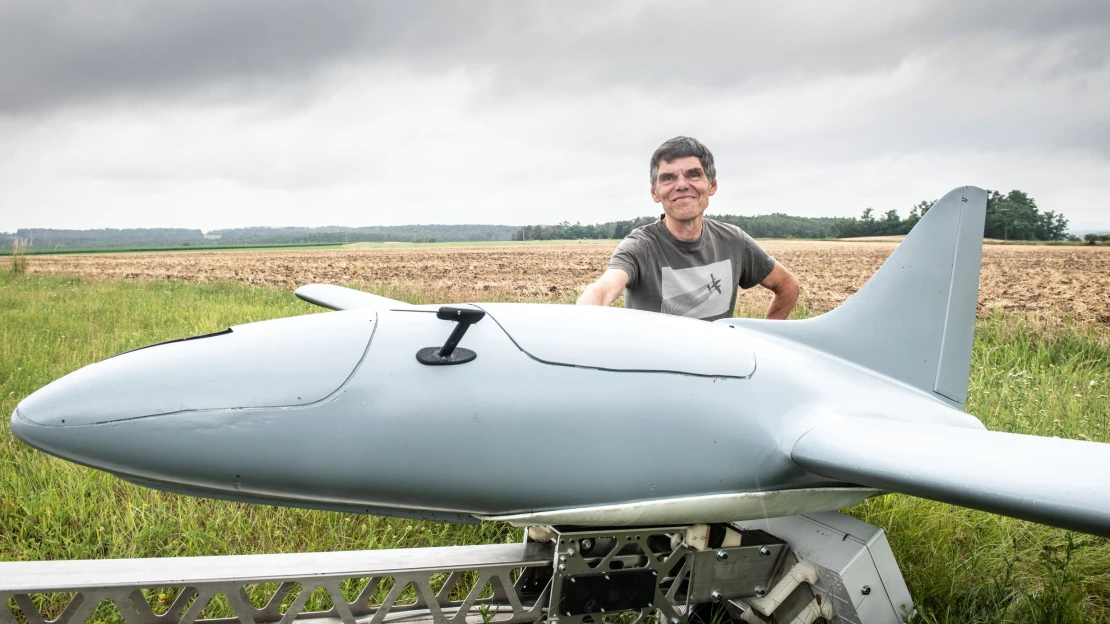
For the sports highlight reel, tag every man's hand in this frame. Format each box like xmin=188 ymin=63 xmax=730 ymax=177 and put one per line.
xmin=760 ymin=263 xmax=800 ymax=320
xmin=577 ymin=268 xmax=630 ymax=307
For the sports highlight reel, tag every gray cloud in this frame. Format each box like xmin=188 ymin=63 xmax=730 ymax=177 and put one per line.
xmin=4 ymin=1 xmax=1108 ymax=114
xmin=0 ymin=2 xmax=374 ymax=112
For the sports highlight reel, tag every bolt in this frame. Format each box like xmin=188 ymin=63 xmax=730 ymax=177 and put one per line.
xmin=652 ymin=570 xmax=658 ymax=577
xmin=603 ymin=574 xmax=610 ymax=581
xmin=558 ymin=564 xmax=566 ymax=572
xmin=568 ymin=548 xmax=577 ymax=558
xmin=565 ymin=611 xmax=571 ymax=617
xmin=754 ymin=585 xmax=767 ymax=598
xmin=559 ymin=555 xmax=567 ymax=562
xmin=569 ymin=577 xmax=576 ymax=584
xmin=671 ymin=618 xmax=681 ymax=624
xmin=711 ymin=590 xmax=723 ymax=604
xmin=861 ymin=585 xmax=871 ymax=596
xmin=759 ymin=546 xmax=771 ymax=557
xmin=647 ymin=603 xmax=653 ymax=609
xmin=715 ymin=549 xmax=728 ymax=561
xmin=599 ymin=608 xmax=606 ymax=613
xmin=581 ymin=538 xmax=594 ymax=551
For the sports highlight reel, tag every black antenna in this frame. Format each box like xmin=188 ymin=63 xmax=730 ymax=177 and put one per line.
xmin=416 ymin=306 xmax=486 ymax=365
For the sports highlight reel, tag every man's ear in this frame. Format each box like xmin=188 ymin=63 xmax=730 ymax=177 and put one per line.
xmin=708 ymin=178 xmax=718 ymax=196
xmin=650 ymin=184 xmax=662 ymax=203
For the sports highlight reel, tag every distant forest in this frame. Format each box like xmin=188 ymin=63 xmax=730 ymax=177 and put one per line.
xmin=516 ymin=190 xmax=1073 ymax=242
xmin=3 ymin=224 xmax=520 ymax=251
xmin=2 ymin=189 xmax=1075 ymax=251
xmin=515 ymin=213 xmax=853 ymax=241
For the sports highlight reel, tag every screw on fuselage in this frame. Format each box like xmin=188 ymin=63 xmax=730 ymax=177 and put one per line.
xmin=581 ymin=538 xmax=594 ymax=551
xmin=861 ymin=585 xmax=872 ymax=595
xmin=759 ymin=546 xmax=771 ymax=557
xmin=715 ymin=549 xmax=728 ymax=561
xmin=711 ymin=590 xmax=723 ymax=604
xmin=754 ymin=585 xmax=767 ymax=598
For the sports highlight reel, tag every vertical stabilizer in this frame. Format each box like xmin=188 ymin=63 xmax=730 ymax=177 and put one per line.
xmin=723 ymin=186 xmax=987 ymax=406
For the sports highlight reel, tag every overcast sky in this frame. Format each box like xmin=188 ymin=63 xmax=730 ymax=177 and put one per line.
xmin=1 ymin=1 xmax=1108 ymax=233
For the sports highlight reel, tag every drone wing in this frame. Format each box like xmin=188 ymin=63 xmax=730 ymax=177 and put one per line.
xmin=295 ymin=284 xmax=414 ymax=311
xmin=792 ymin=418 xmax=1110 ymax=537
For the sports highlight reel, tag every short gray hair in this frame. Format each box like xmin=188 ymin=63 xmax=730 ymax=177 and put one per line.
xmin=649 ymin=136 xmax=716 ymax=185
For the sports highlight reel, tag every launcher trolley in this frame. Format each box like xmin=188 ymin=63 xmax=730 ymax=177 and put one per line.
xmin=1 ymin=516 xmax=911 ymax=624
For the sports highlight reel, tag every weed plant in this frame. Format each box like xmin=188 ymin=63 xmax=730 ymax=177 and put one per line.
xmin=8 ymin=238 xmax=28 ymax=275
xmin=1 ymin=273 xmax=1107 ymax=623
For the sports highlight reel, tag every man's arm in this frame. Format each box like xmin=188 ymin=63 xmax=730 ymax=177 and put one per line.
xmin=577 ymin=268 xmax=630 ymax=307
xmin=760 ymin=263 xmax=800 ymax=320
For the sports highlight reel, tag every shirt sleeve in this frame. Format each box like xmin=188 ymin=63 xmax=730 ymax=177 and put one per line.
xmin=608 ymin=232 xmax=645 ymax=289
xmin=737 ymin=230 xmax=776 ymax=289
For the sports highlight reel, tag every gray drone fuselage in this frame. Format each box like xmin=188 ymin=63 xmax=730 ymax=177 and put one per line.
xmin=10 ymin=301 xmax=977 ymax=526
xmin=11 ymin=186 xmax=1110 ymax=536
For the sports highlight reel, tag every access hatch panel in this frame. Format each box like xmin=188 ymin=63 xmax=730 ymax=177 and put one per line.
xmin=478 ymin=303 xmax=755 ymax=378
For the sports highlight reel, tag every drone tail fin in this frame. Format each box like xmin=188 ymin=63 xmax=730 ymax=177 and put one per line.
xmin=724 ymin=186 xmax=987 ymax=406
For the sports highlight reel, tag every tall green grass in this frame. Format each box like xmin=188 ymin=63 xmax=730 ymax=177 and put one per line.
xmin=1 ymin=272 xmax=1107 ymax=623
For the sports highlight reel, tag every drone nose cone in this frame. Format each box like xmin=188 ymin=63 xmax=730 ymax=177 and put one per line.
xmin=10 ymin=406 xmax=42 ymax=440
xmin=10 ymin=311 xmax=375 ymax=463
xmin=9 ymin=403 xmax=79 ymax=462
xmin=12 ymin=379 xmax=91 ymax=428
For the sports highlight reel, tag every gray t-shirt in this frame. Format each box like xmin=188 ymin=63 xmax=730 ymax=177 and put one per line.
xmin=608 ymin=219 xmax=776 ymax=321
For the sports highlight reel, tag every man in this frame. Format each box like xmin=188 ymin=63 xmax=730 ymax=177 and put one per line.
xmin=577 ymin=136 xmax=799 ymax=321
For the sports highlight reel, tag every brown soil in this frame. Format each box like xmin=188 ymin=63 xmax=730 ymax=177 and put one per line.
xmin=25 ymin=241 xmax=1110 ymax=327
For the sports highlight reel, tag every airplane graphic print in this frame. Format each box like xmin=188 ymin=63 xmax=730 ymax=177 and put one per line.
xmin=706 ymin=274 xmax=722 ymax=295
xmin=660 ymin=259 xmax=732 ymax=318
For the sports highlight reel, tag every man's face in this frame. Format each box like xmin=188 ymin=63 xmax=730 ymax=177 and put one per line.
xmin=650 ymin=156 xmax=718 ymax=222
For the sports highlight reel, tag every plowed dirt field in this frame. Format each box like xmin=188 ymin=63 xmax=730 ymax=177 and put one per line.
xmin=26 ymin=241 xmax=1110 ymax=326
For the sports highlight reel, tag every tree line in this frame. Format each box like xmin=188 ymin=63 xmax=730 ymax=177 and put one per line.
xmin=515 ymin=213 xmax=854 ymax=240
xmin=832 ymin=190 xmax=1070 ymax=241
xmin=1 ymin=224 xmax=520 ymax=250
xmin=514 ymin=190 xmax=1075 ymax=242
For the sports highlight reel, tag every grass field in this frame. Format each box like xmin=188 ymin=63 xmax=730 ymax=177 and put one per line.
xmin=1 ymin=270 xmax=1108 ymax=623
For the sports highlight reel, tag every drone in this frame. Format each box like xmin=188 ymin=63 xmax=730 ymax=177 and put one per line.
xmin=7 ymin=186 xmax=1108 ymax=624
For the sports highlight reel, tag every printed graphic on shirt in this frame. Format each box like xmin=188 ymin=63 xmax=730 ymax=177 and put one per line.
xmin=660 ymin=259 xmax=733 ymax=318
